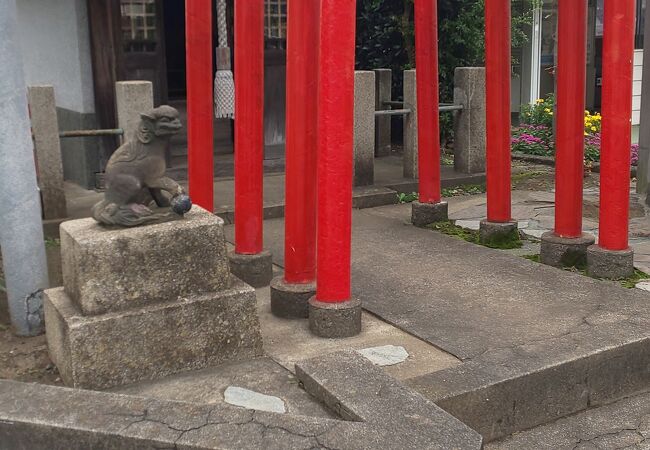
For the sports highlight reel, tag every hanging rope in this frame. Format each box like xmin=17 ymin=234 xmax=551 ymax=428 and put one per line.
xmin=214 ymin=0 xmax=235 ymax=119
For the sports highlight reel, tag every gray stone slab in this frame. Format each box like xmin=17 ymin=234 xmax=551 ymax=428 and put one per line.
xmin=487 ymin=391 xmax=650 ymax=449
xmin=0 ymin=351 xmax=482 ymax=449
xmin=61 ymin=207 xmax=230 ymax=315
xmin=44 ymin=278 xmax=263 ymax=390
xmin=245 ymin=204 xmax=650 ymax=361
xmin=113 ymin=357 xmax=334 ymax=419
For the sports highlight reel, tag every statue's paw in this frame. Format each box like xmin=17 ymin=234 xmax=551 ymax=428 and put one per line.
xmin=128 ymin=203 xmax=154 ymax=216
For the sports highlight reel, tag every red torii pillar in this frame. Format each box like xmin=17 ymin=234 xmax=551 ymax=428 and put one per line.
xmin=540 ymin=0 xmax=595 ymax=268
xmin=270 ymin=0 xmax=320 ymax=318
xmin=411 ymin=0 xmax=448 ymax=227
xmin=587 ymin=0 xmax=636 ymax=278
xmin=228 ymin=0 xmax=274 ymax=288
xmin=185 ymin=0 xmax=214 ymax=211
xmin=308 ymin=0 xmax=361 ymax=338
xmin=480 ymin=0 xmax=519 ymax=245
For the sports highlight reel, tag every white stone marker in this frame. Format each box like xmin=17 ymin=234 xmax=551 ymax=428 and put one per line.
xmin=224 ymin=386 xmax=286 ymax=414
xmin=357 ymin=345 xmax=410 ymax=366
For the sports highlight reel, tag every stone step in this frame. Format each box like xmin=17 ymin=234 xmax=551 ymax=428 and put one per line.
xmin=486 ymin=390 xmax=650 ymax=449
xmin=239 ymin=203 xmax=650 ymax=444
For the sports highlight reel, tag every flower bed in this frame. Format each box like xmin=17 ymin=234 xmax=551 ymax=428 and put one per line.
xmin=512 ymin=94 xmax=638 ymax=168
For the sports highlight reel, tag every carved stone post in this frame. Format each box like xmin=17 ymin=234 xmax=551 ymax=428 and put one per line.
xmin=403 ymin=69 xmax=418 ymax=179
xmin=115 ymin=81 xmax=154 ymax=142
xmin=354 ymin=70 xmax=375 ymax=186
xmin=374 ymin=68 xmax=392 ymax=156
xmin=453 ymin=67 xmax=487 ymax=174
xmin=27 ymin=86 xmax=68 ymax=221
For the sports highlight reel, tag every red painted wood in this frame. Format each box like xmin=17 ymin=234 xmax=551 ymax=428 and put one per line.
xmin=284 ymin=0 xmax=320 ymax=284
xmin=555 ymin=0 xmax=587 ymax=238
xmin=414 ymin=0 xmax=441 ymax=203
xmin=315 ymin=0 xmax=356 ymax=303
xmin=185 ymin=0 xmax=214 ymax=211
xmin=234 ymin=0 xmax=264 ymax=255
xmin=599 ymin=0 xmax=635 ymax=251
xmin=484 ymin=0 xmax=512 ymax=223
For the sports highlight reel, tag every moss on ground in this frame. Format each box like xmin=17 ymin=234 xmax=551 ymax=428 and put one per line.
xmin=427 ymin=221 xmax=522 ymax=250
xmin=522 ymin=254 xmax=649 ymax=289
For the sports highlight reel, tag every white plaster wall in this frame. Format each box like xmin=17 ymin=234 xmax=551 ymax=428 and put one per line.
xmin=16 ymin=0 xmax=95 ymax=114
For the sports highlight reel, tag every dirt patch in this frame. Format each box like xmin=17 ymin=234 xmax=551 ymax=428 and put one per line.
xmin=0 ymin=244 xmax=63 ymax=385
xmin=0 ymin=320 xmax=61 ymax=385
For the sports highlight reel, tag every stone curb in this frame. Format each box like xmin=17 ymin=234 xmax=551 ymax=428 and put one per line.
xmin=0 ymin=352 xmax=482 ymax=449
xmin=406 ymin=321 xmax=650 ymax=443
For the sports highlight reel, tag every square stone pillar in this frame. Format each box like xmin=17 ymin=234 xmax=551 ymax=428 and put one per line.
xmin=27 ymin=86 xmax=67 ymax=221
xmin=403 ymin=69 xmax=418 ymax=179
xmin=44 ymin=207 xmax=263 ymax=389
xmin=374 ymin=68 xmax=392 ymax=157
xmin=354 ymin=71 xmax=375 ymax=186
xmin=453 ymin=67 xmax=486 ymax=174
xmin=115 ymin=81 xmax=154 ymax=142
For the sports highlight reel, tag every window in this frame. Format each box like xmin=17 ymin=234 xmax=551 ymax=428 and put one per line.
xmin=121 ymin=0 xmax=158 ymax=52
xmin=265 ymin=0 xmax=287 ymax=39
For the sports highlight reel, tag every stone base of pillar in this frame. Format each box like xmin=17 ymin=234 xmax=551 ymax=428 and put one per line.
xmin=479 ymin=220 xmax=520 ymax=247
xmin=411 ymin=201 xmax=449 ymax=227
xmin=540 ymin=232 xmax=596 ymax=268
xmin=587 ymin=245 xmax=635 ymax=279
xmin=228 ymin=250 xmax=273 ymax=288
xmin=308 ymin=297 xmax=362 ymax=338
xmin=270 ymin=276 xmax=316 ymax=319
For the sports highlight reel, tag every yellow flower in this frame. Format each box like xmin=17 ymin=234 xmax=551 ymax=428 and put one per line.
xmin=544 ymin=108 xmax=551 ymax=113
xmin=536 ymin=99 xmax=544 ymax=104
xmin=591 ymin=126 xmax=597 ymax=131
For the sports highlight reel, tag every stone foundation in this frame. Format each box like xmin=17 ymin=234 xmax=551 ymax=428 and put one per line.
xmin=587 ymin=245 xmax=635 ymax=279
xmin=308 ymin=297 xmax=362 ymax=338
xmin=228 ymin=250 xmax=274 ymax=288
xmin=540 ymin=232 xmax=595 ymax=268
xmin=45 ymin=206 xmax=263 ymax=389
xmin=411 ymin=201 xmax=449 ymax=227
xmin=270 ymin=276 xmax=316 ymax=319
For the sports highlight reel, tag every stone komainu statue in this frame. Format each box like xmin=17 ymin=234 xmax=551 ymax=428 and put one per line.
xmin=92 ymin=105 xmax=192 ymax=227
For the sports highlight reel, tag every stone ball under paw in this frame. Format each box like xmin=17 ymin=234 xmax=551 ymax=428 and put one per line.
xmin=171 ymin=194 xmax=192 ymax=215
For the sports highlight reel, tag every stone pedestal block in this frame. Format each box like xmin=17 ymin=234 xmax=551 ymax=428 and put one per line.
xmin=45 ymin=280 xmax=262 ymax=390
xmin=453 ymin=68 xmax=486 ymax=174
xmin=308 ymin=297 xmax=362 ymax=338
xmin=228 ymin=250 xmax=273 ymax=288
xmin=479 ymin=220 xmax=520 ymax=247
xmin=540 ymin=232 xmax=595 ymax=268
xmin=587 ymin=245 xmax=635 ymax=279
xmin=411 ymin=201 xmax=449 ymax=227
xmin=403 ymin=70 xmax=418 ymax=179
xmin=61 ymin=208 xmax=230 ymax=316
xmin=270 ymin=276 xmax=316 ymax=319
xmin=374 ymin=69 xmax=392 ymax=157
xmin=354 ymin=71 xmax=375 ymax=186
xmin=45 ymin=206 xmax=263 ymax=389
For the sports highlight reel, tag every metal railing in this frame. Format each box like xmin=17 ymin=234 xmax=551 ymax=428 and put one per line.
xmin=374 ymin=101 xmax=463 ymax=117
xmin=59 ymin=128 xmax=124 ymax=138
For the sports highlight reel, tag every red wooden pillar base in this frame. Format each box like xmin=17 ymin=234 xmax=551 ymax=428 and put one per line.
xmin=309 ymin=0 xmax=361 ymax=338
xmin=271 ymin=0 xmax=320 ymax=319
xmin=587 ymin=0 xmax=636 ymax=279
xmin=230 ymin=0 xmax=273 ymax=288
xmin=540 ymin=0 xmax=596 ymax=268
